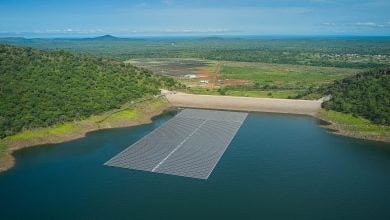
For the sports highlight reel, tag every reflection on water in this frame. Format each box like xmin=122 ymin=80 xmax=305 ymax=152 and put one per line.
xmin=0 ymin=112 xmax=389 ymax=220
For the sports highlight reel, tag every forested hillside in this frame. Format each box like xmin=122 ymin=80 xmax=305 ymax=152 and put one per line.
xmin=0 ymin=45 xmax=178 ymax=138
xmin=322 ymin=69 xmax=390 ymax=125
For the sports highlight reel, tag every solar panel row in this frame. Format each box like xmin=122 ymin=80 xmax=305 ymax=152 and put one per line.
xmin=104 ymin=109 xmax=248 ymax=179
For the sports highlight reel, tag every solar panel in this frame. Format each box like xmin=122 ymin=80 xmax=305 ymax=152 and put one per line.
xmin=104 ymin=109 xmax=247 ymax=179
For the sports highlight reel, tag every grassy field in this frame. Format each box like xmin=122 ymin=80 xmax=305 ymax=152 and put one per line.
xmin=219 ymin=61 xmax=360 ymax=89
xmin=7 ymin=123 xmax=82 ymax=142
xmin=322 ymin=110 xmax=390 ymax=134
xmin=0 ymin=143 xmax=6 ymax=152
xmin=179 ymin=87 xmax=301 ymax=99
xmin=222 ymin=90 xmax=301 ymax=99
xmin=149 ymin=98 xmax=169 ymax=110
xmin=100 ymin=110 xmax=139 ymax=125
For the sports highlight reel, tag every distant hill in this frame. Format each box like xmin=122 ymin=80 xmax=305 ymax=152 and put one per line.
xmin=0 ymin=45 xmax=178 ymax=138
xmin=0 ymin=35 xmax=145 ymax=44
xmin=90 ymin=34 xmax=119 ymax=41
xmin=0 ymin=37 xmax=33 ymax=43
xmin=80 ymin=35 xmax=144 ymax=41
xmin=322 ymin=69 xmax=390 ymax=125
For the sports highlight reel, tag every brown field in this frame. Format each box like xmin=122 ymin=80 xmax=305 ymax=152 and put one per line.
xmin=127 ymin=58 xmax=215 ymax=77
xmin=197 ymin=68 xmax=210 ymax=78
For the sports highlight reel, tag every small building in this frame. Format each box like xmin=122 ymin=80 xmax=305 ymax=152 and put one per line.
xmin=184 ymin=74 xmax=197 ymax=79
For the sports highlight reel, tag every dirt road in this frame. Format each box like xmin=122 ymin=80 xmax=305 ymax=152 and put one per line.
xmin=208 ymin=63 xmax=221 ymax=90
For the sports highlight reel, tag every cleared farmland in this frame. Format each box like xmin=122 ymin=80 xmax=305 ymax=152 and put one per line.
xmin=127 ymin=58 xmax=361 ymax=99
xmin=219 ymin=61 xmax=359 ymax=88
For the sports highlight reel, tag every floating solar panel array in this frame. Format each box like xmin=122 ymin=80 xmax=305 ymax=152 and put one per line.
xmin=104 ymin=109 xmax=248 ymax=179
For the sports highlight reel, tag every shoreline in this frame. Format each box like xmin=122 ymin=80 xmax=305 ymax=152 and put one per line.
xmin=165 ymin=92 xmax=389 ymax=143
xmin=0 ymin=97 xmax=173 ymax=173
xmin=315 ymin=110 xmax=390 ymax=144
xmin=1 ymin=93 xmax=389 ymax=173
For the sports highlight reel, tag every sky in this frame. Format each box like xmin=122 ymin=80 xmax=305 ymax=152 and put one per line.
xmin=0 ymin=0 xmax=389 ymax=37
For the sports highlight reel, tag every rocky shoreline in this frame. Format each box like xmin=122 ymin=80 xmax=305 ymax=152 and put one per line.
xmin=315 ymin=111 xmax=390 ymax=144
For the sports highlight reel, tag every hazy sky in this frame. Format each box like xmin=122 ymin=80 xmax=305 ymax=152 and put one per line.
xmin=0 ymin=0 xmax=389 ymax=36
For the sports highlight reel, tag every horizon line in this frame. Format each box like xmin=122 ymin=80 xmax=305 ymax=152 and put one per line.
xmin=1 ymin=33 xmax=390 ymax=39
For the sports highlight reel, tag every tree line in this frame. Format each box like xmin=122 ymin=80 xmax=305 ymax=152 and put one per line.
xmin=322 ymin=69 xmax=390 ymax=125
xmin=1 ymin=37 xmax=389 ymax=69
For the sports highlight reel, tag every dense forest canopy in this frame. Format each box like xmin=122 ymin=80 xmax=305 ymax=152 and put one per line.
xmin=0 ymin=36 xmax=389 ymax=69
xmin=322 ymin=69 xmax=390 ymax=125
xmin=0 ymin=45 xmax=178 ymax=138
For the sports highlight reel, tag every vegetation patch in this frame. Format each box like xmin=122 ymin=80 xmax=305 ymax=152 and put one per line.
xmin=149 ymin=98 xmax=168 ymax=111
xmin=0 ymin=143 xmax=6 ymax=152
xmin=8 ymin=123 xmax=81 ymax=142
xmin=223 ymin=89 xmax=300 ymax=99
xmin=219 ymin=61 xmax=358 ymax=89
xmin=322 ymin=69 xmax=390 ymax=125
xmin=321 ymin=110 xmax=390 ymax=135
xmin=100 ymin=110 xmax=139 ymax=124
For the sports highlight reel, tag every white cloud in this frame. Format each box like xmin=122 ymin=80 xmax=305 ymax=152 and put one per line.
xmin=321 ymin=22 xmax=336 ymax=26
xmin=162 ymin=28 xmax=230 ymax=33
xmin=37 ymin=28 xmax=105 ymax=34
xmin=354 ymin=22 xmax=387 ymax=28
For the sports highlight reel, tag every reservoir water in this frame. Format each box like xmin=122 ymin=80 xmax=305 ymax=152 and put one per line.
xmin=1 ymin=111 xmax=389 ymax=219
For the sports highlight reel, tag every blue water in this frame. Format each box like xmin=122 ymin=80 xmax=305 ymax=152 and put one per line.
xmin=1 ymin=111 xmax=390 ymax=220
